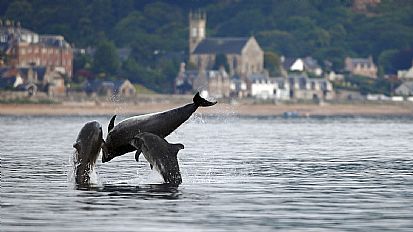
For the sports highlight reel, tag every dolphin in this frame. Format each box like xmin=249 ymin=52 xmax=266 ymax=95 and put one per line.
xmin=131 ymin=132 xmax=184 ymax=185
xmin=101 ymin=92 xmax=216 ymax=163
xmin=73 ymin=121 xmax=104 ymax=186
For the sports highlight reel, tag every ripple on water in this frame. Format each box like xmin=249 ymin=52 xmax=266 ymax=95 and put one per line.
xmin=1 ymin=116 xmax=413 ymax=231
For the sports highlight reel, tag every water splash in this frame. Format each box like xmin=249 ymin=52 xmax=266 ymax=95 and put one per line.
xmin=66 ymin=150 xmax=100 ymax=188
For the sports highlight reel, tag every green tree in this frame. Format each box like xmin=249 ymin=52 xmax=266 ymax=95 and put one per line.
xmin=93 ymin=40 xmax=120 ymax=77
xmin=5 ymin=0 xmax=32 ymax=27
xmin=264 ymin=52 xmax=282 ymax=76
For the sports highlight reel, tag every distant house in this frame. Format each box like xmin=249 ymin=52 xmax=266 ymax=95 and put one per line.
xmin=287 ymin=74 xmax=334 ymax=100
xmin=246 ymin=73 xmax=278 ymax=99
xmin=84 ymin=79 xmax=136 ymax=97
xmin=0 ymin=20 xmax=73 ymax=77
xmin=175 ymin=63 xmax=230 ymax=98
xmin=395 ymin=81 xmax=413 ymax=96
xmin=188 ymin=11 xmax=264 ymax=77
xmin=397 ymin=62 xmax=413 ymax=80
xmin=344 ymin=56 xmax=378 ymax=78
xmin=282 ymin=57 xmax=323 ymax=76
xmin=0 ymin=65 xmax=65 ymax=96
xmin=326 ymin=71 xmax=345 ymax=82
xmin=230 ymin=76 xmax=248 ymax=98
xmin=0 ymin=76 xmax=23 ymax=89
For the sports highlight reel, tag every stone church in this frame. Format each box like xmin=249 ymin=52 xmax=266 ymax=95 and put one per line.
xmin=188 ymin=11 xmax=264 ymax=77
xmin=176 ymin=11 xmax=264 ymax=97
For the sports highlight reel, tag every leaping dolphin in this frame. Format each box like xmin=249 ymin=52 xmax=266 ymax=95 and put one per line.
xmin=102 ymin=92 xmax=216 ymax=163
xmin=73 ymin=121 xmax=104 ymax=186
xmin=131 ymin=132 xmax=184 ymax=185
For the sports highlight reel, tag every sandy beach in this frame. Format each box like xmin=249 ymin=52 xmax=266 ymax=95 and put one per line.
xmin=1 ymin=101 xmax=413 ymax=117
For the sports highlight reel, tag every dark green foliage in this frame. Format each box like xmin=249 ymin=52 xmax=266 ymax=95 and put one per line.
xmin=93 ymin=40 xmax=120 ymax=77
xmin=344 ymin=75 xmax=401 ymax=96
xmin=264 ymin=52 xmax=282 ymax=76
xmin=2 ymin=0 xmax=412 ymax=93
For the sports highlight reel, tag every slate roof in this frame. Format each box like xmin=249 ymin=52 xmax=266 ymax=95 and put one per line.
xmin=19 ymin=66 xmax=47 ymax=81
xmin=397 ymin=81 xmax=413 ymax=90
xmin=282 ymin=58 xmax=297 ymax=70
xmin=193 ymin=37 xmax=250 ymax=54
xmin=0 ymin=76 xmax=17 ymax=89
xmin=347 ymin=57 xmax=375 ymax=68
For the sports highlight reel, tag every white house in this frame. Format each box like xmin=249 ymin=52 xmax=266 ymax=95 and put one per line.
xmin=282 ymin=56 xmax=323 ymax=76
xmin=397 ymin=63 xmax=413 ymax=80
xmin=247 ymin=74 xmax=278 ymax=99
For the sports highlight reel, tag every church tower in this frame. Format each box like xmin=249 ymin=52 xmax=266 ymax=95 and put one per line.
xmin=189 ymin=11 xmax=206 ymax=55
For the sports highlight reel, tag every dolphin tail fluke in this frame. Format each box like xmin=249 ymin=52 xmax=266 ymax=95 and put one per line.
xmin=193 ymin=92 xmax=217 ymax=107
xmin=170 ymin=143 xmax=184 ymax=155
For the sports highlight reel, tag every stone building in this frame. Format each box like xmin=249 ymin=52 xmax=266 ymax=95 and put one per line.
xmin=0 ymin=20 xmax=73 ymax=78
xmin=344 ymin=56 xmax=378 ymax=78
xmin=188 ymin=11 xmax=264 ymax=77
xmin=175 ymin=63 xmax=230 ymax=98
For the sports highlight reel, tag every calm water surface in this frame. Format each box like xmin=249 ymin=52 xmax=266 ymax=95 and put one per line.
xmin=1 ymin=114 xmax=413 ymax=231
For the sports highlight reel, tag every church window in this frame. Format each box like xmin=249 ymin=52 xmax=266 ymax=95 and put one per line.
xmin=192 ymin=28 xmax=197 ymax=37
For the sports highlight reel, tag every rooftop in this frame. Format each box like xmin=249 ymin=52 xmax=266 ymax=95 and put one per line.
xmin=193 ymin=37 xmax=250 ymax=54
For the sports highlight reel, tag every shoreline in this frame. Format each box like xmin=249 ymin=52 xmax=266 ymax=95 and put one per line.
xmin=1 ymin=101 xmax=413 ymax=117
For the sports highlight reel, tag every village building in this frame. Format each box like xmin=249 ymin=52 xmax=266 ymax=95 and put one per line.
xmin=395 ymin=81 xmax=413 ymax=96
xmin=188 ymin=11 xmax=264 ymax=77
xmin=344 ymin=56 xmax=378 ymax=78
xmin=397 ymin=62 xmax=413 ymax=80
xmin=84 ymin=79 xmax=136 ymax=97
xmin=176 ymin=11 xmax=264 ymax=97
xmin=246 ymin=73 xmax=278 ymax=99
xmin=175 ymin=63 xmax=230 ymax=98
xmin=0 ymin=66 xmax=66 ymax=96
xmin=287 ymin=74 xmax=335 ymax=100
xmin=281 ymin=56 xmax=323 ymax=76
xmin=0 ymin=20 xmax=73 ymax=78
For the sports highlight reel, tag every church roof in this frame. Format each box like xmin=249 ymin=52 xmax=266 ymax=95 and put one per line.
xmin=193 ymin=37 xmax=250 ymax=54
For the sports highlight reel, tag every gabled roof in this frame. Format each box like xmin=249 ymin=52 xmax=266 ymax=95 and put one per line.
xmin=397 ymin=81 xmax=413 ymax=90
xmin=193 ymin=37 xmax=250 ymax=54
xmin=303 ymin=57 xmax=321 ymax=70
xmin=282 ymin=58 xmax=297 ymax=71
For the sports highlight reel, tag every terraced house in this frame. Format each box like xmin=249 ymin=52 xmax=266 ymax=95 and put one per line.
xmin=0 ymin=20 xmax=73 ymax=78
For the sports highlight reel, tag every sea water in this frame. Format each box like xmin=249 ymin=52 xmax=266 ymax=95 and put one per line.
xmin=1 ymin=115 xmax=413 ymax=231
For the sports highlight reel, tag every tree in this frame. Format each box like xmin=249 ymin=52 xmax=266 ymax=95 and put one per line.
xmin=93 ymin=40 xmax=120 ymax=77
xmin=264 ymin=52 xmax=282 ymax=76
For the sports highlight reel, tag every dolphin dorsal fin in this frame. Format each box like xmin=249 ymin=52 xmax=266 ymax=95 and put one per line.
xmin=108 ymin=115 xmax=117 ymax=132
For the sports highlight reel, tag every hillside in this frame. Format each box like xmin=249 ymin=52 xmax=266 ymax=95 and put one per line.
xmin=1 ymin=0 xmax=413 ymax=92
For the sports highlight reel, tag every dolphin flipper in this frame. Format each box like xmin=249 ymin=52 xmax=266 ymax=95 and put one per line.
xmin=108 ymin=115 xmax=116 ymax=132
xmin=135 ymin=149 xmax=141 ymax=162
